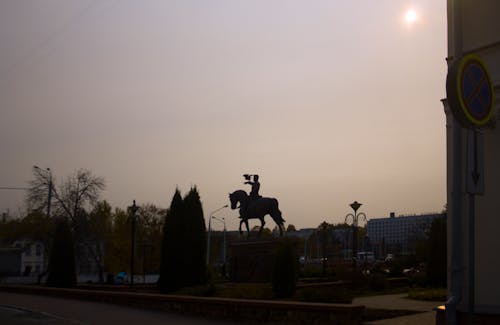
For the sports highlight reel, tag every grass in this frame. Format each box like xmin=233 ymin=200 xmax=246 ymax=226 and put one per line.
xmin=407 ymin=287 xmax=447 ymax=301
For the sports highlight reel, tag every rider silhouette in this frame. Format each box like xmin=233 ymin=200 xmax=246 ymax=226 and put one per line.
xmin=244 ymin=174 xmax=261 ymax=201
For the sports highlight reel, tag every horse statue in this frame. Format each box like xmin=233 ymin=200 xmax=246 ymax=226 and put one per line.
xmin=229 ymin=189 xmax=285 ymax=237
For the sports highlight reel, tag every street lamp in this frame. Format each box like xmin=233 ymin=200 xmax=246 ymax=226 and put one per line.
xmin=34 ymin=166 xmax=53 ymax=218
xmin=206 ymin=205 xmax=228 ymax=266
xmin=345 ymin=201 xmax=367 ymax=266
xmin=128 ymin=200 xmax=139 ymax=287
xmin=211 ymin=216 xmax=226 ymax=267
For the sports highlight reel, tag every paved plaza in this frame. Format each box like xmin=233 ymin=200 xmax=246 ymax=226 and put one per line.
xmin=0 ymin=290 xmax=443 ymax=324
xmin=353 ymin=293 xmax=443 ymax=325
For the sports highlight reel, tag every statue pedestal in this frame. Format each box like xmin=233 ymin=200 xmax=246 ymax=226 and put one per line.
xmin=229 ymin=239 xmax=280 ymax=283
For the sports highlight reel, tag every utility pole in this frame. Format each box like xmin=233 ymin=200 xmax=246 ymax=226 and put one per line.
xmin=33 ymin=166 xmax=52 ymax=218
xmin=129 ymin=200 xmax=139 ymax=287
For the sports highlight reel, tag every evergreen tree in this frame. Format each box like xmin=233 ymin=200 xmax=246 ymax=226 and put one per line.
xmin=182 ymin=187 xmax=207 ymax=287
xmin=159 ymin=187 xmax=208 ymax=292
xmin=46 ymin=219 xmax=77 ymax=288
xmin=158 ymin=189 xmax=184 ymax=292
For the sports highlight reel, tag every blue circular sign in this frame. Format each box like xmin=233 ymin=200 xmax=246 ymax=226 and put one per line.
xmin=446 ymin=54 xmax=495 ymax=128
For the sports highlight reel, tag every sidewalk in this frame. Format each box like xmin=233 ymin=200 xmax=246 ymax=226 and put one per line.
xmin=352 ymin=293 xmax=444 ymax=325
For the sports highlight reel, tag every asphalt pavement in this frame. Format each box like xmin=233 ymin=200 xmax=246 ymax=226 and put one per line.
xmin=0 ymin=292 xmax=238 ymax=325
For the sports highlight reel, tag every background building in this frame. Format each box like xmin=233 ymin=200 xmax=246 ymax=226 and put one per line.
xmin=13 ymin=239 xmax=46 ymax=276
xmin=367 ymin=212 xmax=444 ymax=257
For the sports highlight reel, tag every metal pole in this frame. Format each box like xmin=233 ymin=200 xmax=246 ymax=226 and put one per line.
xmin=223 ymin=218 xmax=226 ymax=265
xmin=211 ymin=216 xmax=227 ymax=270
xmin=33 ymin=166 xmax=52 ymax=218
xmin=304 ymin=236 xmax=307 ymax=262
xmin=353 ymin=220 xmax=358 ymax=264
xmin=130 ymin=200 xmax=138 ymax=288
xmin=316 ymin=234 xmax=320 ymax=259
xmin=206 ymin=205 xmax=228 ymax=266
xmin=47 ymin=170 xmax=52 ymax=218
xmin=345 ymin=202 xmax=366 ymax=271
xmin=206 ymin=217 xmax=212 ymax=265
xmin=468 ymin=193 xmax=475 ymax=325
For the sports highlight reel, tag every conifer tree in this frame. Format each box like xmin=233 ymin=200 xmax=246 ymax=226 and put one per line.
xmin=159 ymin=187 xmax=208 ymax=292
xmin=46 ymin=219 xmax=77 ymax=288
xmin=182 ymin=187 xmax=207 ymax=287
xmin=158 ymin=189 xmax=184 ymax=292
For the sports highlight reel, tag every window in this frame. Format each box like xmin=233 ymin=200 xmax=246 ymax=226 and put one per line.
xmin=25 ymin=245 xmax=32 ymax=256
xmin=36 ymin=244 xmax=42 ymax=256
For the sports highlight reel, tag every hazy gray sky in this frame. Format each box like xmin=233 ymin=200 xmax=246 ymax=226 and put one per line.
xmin=0 ymin=0 xmax=447 ymax=230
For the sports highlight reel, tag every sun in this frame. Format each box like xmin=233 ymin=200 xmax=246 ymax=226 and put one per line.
xmin=405 ymin=9 xmax=417 ymax=24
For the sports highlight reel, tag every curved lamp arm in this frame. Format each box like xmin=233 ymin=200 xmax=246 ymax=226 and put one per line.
xmin=357 ymin=212 xmax=367 ymax=223
xmin=345 ymin=213 xmax=355 ymax=224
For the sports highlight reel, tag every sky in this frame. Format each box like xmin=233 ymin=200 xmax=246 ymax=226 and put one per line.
xmin=0 ymin=0 xmax=447 ymax=230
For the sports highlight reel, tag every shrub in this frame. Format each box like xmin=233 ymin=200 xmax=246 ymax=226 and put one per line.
xmin=299 ymin=264 xmax=324 ymax=279
xmin=369 ymin=273 xmax=388 ymax=292
xmin=408 ymin=271 xmax=427 ymax=287
xmin=388 ymin=260 xmax=403 ymax=277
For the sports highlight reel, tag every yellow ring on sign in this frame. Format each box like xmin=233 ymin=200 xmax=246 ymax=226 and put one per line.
xmin=456 ymin=54 xmax=495 ymax=127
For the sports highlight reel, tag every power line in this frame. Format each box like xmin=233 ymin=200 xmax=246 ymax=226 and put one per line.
xmin=0 ymin=0 xmax=109 ymax=85
xmin=0 ymin=187 xmax=28 ymax=190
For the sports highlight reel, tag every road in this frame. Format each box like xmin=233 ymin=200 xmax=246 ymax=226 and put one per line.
xmin=0 ymin=292 xmax=238 ymax=325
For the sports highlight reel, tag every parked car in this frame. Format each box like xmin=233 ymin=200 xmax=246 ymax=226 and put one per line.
xmin=115 ymin=271 xmax=128 ymax=284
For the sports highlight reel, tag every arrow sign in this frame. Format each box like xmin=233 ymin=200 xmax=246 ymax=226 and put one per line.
xmin=466 ymin=129 xmax=484 ymax=195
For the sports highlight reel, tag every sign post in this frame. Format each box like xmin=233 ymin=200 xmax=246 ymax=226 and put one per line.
xmin=446 ymin=54 xmax=495 ymax=324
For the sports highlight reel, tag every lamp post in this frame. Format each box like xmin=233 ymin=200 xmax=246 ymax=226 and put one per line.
xmin=206 ymin=205 xmax=228 ymax=266
xmin=345 ymin=201 xmax=367 ymax=268
xmin=211 ymin=216 xmax=226 ymax=266
xmin=128 ymin=200 xmax=139 ymax=287
xmin=33 ymin=166 xmax=52 ymax=218
xmin=139 ymin=240 xmax=152 ymax=284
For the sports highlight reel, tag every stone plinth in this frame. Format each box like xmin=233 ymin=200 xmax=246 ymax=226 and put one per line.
xmin=229 ymin=238 xmax=298 ymax=283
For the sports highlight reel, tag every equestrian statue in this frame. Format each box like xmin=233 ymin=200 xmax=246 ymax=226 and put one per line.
xmin=229 ymin=174 xmax=285 ymax=237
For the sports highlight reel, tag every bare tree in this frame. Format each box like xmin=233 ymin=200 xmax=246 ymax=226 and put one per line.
xmin=27 ymin=168 xmax=106 ymax=281
xmin=57 ymin=169 xmax=105 ymax=222
xmin=27 ymin=168 xmax=105 ymax=222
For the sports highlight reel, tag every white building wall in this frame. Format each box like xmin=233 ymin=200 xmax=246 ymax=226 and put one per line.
xmin=447 ymin=0 xmax=500 ymax=315
xmin=13 ymin=240 xmax=46 ymax=276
